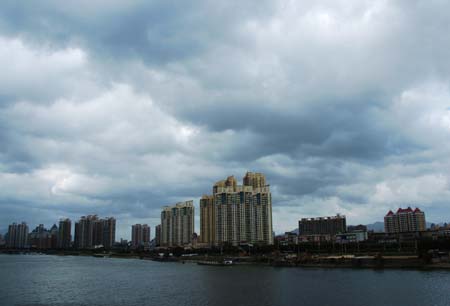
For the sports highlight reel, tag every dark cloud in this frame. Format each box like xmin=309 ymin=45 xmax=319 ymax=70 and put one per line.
xmin=1 ymin=1 xmax=450 ymax=237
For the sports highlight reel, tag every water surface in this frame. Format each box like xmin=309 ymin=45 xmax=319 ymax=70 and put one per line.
xmin=0 ymin=254 xmax=449 ymax=306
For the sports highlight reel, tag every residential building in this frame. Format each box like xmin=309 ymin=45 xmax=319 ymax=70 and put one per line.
xmin=131 ymin=224 xmax=150 ymax=249
xmin=161 ymin=201 xmax=194 ymax=247
xmin=6 ymin=222 xmax=29 ymax=249
xmin=199 ymin=195 xmax=215 ymax=245
xmin=28 ymin=224 xmax=53 ymax=249
xmin=299 ymin=215 xmax=346 ymax=236
xmin=142 ymin=224 xmax=150 ymax=247
xmin=50 ymin=224 xmax=59 ymax=248
xmin=58 ymin=218 xmax=72 ymax=249
xmin=276 ymin=232 xmax=298 ymax=246
xmin=155 ymin=224 xmax=161 ymax=247
xmin=74 ymin=215 xmax=115 ymax=249
xmin=384 ymin=207 xmax=426 ymax=233
xmin=74 ymin=215 xmax=97 ymax=249
xmin=102 ymin=217 xmax=116 ymax=249
xmin=335 ymin=231 xmax=368 ymax=243
xmin=200 ymin=172 xmax=273 ymax=246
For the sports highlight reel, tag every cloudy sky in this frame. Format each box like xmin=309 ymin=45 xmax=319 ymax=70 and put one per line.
xmin=1 ymin=0 xmax=450 ymax=239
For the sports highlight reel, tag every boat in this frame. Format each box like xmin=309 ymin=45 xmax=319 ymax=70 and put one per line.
xmin=197 ymin=259 xmax=233 ymax=266
xmin=93 ymin=254 xmax=109 ymax=258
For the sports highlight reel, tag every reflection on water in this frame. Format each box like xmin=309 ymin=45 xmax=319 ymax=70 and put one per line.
xmin=0 ymin=254 xmax=449 ymax=306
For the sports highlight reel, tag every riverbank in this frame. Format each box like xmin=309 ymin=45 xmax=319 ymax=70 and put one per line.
xmin=2 ymin=250 xmax=450 ymax=270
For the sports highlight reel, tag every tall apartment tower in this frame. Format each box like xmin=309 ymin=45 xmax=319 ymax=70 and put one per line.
xmin=74 ymin=215 xmax=97 ymax=249
xmin=131 ymin=224 xmax=150 ymax=248
xmin=200 ymin=195 xmax=215 ymax=245
xmin=6 ymin=222 xmax=29 ymax=249
xmin=155 ymin=224 xmax=161 ymax=247
xmin=161 ymin=201 xmax=194 ymax=247
xmin=102 ymin=217 xmax=116 ymax=249
xmin=74 ymin=215 xmax=115 ymax=249
xmin=384 ymin=207 xmax=426 ymax=233
xmin=58 ymin=218 xmax=71 ymax=249
xmin=200 ymin=172 xmax=273 ymax=246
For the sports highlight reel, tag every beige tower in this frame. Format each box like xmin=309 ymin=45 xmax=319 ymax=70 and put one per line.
xmin=200 ymin=172 xmax=273 ymax=247
xmin=200 ymin=195 xmax=215 ymax=245
xmin=161 ymin=201 xmax=194 ymax=247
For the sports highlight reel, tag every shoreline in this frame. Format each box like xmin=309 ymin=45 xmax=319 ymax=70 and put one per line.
xmin=1 ymin=250 xmax=450 ymax=270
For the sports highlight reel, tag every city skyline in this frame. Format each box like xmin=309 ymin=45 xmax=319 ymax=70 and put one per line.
xmin=2 ymin=1 xmax=450 ymax=241
xmin=0 ymin=171 xmax=448 ymax=240
xmin=2 ymin=204 xmax=447 ymax=250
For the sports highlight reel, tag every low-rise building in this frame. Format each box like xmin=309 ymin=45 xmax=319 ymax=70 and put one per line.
xmin=299 ymin=215 xmax=346 ymax=236
xmin=276 ymin=232 xmax=298 ymax=246
xmin=335 ymin=231 xmax=368 ymax=243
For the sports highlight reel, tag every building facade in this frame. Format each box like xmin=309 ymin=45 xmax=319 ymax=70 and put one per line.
xmin=299 ymin=215 xmax=346 ymax=236
xmin=200 ymin=172 xmax=274 ymax=246
xmin=28 ymin=224 xmax=53 ymax=249
xmin=102 ymin=217 xmax=116 ymax=249
xmin=155 ymin=224 xmax=161 ymax=247
xmin=6 ymin=222 xmax=29 ymax=249
xmin=200 ymin=195 xmax=215 ymax=245
xmin=384 ymin=207 xmax=426 ymax=233
xmin=161 ymin=201 xmax=194 ymax=247
xmin=74 ymin=215 xmax=116 ymax=249
xmin=58 ymin=218 xmax=71 ymax=249
xmin=131 ymin=224 xmax=150 ymax=249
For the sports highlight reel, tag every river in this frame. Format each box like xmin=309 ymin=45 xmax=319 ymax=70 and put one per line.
xmin=0 ymin=254 xmax=449 ymax=306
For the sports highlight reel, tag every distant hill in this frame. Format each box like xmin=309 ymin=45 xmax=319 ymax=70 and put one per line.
xmin=365 ymin=222 xmax=384 ymax=232
xmin=290 ymin=228 xmax=299 ymax=235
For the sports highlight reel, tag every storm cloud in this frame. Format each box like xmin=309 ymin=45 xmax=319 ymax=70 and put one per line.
xmin=1 ymin=0 xmax=450 ymax=238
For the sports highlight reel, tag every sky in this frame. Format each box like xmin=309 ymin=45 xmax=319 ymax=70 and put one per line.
xmin=1 ymin=0 xmax=450 ymax=239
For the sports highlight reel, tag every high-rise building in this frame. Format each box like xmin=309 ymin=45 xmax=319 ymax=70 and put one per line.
xmin=102 ymin=217 xmax=116 ymax=249
xmin=50 ymin=224 xmax=59 ymax=249
xmin=74 ymin=215 xmax=115 ymax=249
xmin=28 ymin=224 xmax=52 ymax=249
xmin=298 ymin=215 xmax=347 ymax=236
xmin=161 ymin=201 xmax=194 ymax=247
xmin=132 ymin=224 xmax=143 ymax=248
xmin=384 ymin=207 xmax=426 ymax=233
xmin=200 ymin=195 xmax=215 ymax=245
xmin=6 ymin=222 xmax=29 ymax=249
xmin=155 ymin=224 xmax=161 ymax=247
xmin=74 ymin=215 xmax=97 ymax=249
xmin=142 ymin=225 xmax=150 ymax=246
xmin=201 ymin=172 xmax=273 ymax=246
xmin=131 ymin=224 xmax=150 ymax=248
xmin=58 ymin=218 xmax=71 ymax=249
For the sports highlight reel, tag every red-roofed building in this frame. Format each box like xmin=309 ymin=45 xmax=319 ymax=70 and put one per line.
xmin=384 ymin=207 xmax=426 ymax=234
